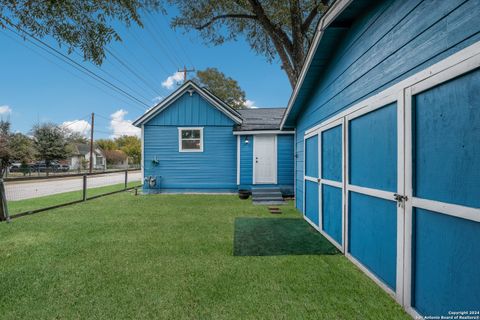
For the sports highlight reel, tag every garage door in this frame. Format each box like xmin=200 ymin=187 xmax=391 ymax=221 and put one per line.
xmin=403 ymin=69 xmax=480 ymax=316
xmin=346 ymin=102 xmax=402 ymax=297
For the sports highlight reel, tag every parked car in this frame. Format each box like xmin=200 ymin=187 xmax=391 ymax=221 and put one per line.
xmin=31 ymin=161 xmax=61 ymax=172
xmin=8 ymin=162 xmax=22 ymax=172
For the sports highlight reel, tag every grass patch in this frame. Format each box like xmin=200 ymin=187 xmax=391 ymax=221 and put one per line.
xmin=0 ymin=194 xmax=409 ymax=319
xmin=7 ymin=181 xmax=140 ymax=215
xmin=234 ymin=218 xmax=339 ymax=256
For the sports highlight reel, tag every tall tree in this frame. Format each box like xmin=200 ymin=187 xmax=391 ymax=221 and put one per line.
xmin=32 ymin=123 xmax=70 ymax=167
xmin=194 ymin=68 xmax=246 ymax=109
xmin=0 ymin=0 xmax=161 ymax=65
xmin=115 ymin=136 xmax=141 ymax=165
xmin=169 ymin=0 xmax=328 ymax=87
xmin=96 ymin=139 xmax=118 ymax=151
xmin=0 ymin=121 xmax=35 ymax=221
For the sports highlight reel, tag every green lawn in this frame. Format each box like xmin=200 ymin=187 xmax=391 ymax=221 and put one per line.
xmin=0 ymin=194 xmax=409 ymax=319
xmin=7 ymin=181 xmax=141 ymax=215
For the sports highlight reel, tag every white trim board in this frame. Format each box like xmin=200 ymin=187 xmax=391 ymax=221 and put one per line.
xmin=233 ymin=130 xmax=295 ymax=135
xmin=236 ymin=135 xmax=240 ymax=185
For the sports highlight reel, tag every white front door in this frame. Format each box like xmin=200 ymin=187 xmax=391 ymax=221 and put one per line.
xmin=253 ymin=135 xmax=277 ymax=184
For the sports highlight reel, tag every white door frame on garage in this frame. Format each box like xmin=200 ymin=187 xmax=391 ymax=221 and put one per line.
xmin=300 ymin=40 xmax=480 ymax=319
xmin=253 ymin=135 xmax=277 ymax=184
xmin=303 ymin=118 xmax=345 ymax=253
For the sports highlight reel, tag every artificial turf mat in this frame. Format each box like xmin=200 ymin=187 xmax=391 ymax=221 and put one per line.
xmin=233 ymin=217 xmax=340 ymax=256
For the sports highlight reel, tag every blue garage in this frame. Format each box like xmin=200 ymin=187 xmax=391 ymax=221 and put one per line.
xmin=280 ymin=0 xmax=480 ymax=317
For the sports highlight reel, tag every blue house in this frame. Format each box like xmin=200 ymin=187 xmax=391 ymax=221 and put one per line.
xmin=133 ymin=80 xmax=294 ymax=195
xmin=280 ymin=0 xmax=480 ymax=317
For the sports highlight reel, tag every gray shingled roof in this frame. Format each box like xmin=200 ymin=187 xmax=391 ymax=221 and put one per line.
xmin=235 ymin=108 xmax=290 ymax=131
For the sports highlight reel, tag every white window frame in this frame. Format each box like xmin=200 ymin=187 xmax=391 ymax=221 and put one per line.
xmin=178 ymin=127 xmax=204 ymax=152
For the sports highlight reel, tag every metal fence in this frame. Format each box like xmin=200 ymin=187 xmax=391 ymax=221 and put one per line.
xmin=1 ymin=169 xmax=142 ymax=220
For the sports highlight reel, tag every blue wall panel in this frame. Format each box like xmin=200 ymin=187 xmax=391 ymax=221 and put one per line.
xmin=305 ymin=180 xmax=319 ymax=226
xmin=277 ymin=135 xmax=295 ymax=187
xmin=412 ymin=209 xmax=480 ymax=316
xmin=321 ymin=125 xmax=342 ymax=182
xmin=349 ymin=103 xmax=397 ymax=192
xmin=305 ymin=135 xmax=319 ymax=178
xmin=147 ymin=92 xmax=234 ymax=126
xmin=414 ymin=70 xmax=480 ymax=208
xmin=322 ymin=185 xmax=343 ymax=245
xmin=144 ymin=125 xmax=237 ymax=190
xmin=239 ymin=136 xmax=253 ymax=187
xmin=349 ymin=192 xmax=397 ymax=290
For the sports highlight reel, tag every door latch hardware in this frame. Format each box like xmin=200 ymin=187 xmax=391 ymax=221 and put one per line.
xmin=393 ymin=193 xmax=408 ymax=208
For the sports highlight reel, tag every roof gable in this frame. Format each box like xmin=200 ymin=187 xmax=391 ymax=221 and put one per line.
xmin=133 ymin=81 xmax=242 ymax=126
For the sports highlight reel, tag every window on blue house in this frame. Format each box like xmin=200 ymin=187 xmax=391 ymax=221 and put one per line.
xmin=178 ymin=128 xmax=203 ymax=152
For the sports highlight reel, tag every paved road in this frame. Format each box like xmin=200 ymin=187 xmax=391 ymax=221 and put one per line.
xmin=5 ymin=171 xmax=142 ymax=201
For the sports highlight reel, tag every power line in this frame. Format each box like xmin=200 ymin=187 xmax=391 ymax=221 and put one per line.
xmin=141 ymin=14 xmax=184 ymax=68
xmin=106 ymin=48 xmax=164 ymax=97
xmin=151 ymin=12 xmax=195 ymax=67
xmin=3 ymin=21 xmax=150 ymax=110
xmin=126 ymin=27 xmax=175 ymax=72
xmin=0 ymin=29 xmax=146 ymax=112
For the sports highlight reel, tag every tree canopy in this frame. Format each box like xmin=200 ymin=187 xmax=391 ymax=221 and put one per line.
xmin=168 ymin=0 xmax=328 ymax=87
xmin=31 ymin=123 xmax=70 ymax=166
xmin=0 ymin=121 xmax=35 ymax=178
xmin=194 ymin=68 xmax=246 ymax=109
xmin=0 ymin=0 xmax=161 ymax=65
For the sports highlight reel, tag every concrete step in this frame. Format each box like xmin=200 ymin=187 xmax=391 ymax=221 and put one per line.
xmin=251 ymin=187 xmax=283 ymax=204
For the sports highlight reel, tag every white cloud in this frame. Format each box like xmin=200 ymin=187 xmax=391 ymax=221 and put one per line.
xmin=0 ymin=105 xmax=12 ymax=115
xmin=244 ymin=100 xmax=259 ymax=109
xmin=161 ymin=72 xmax=183 ymax=90
xmin=61 ymin=120 xmax=91 ymax=136
xmin=110 ymin=109 xmax=140 ymax=138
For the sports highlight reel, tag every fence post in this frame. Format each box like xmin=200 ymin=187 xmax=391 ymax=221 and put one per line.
xmin=0 ymin=178 xmax=10 ymax=222
xmin=124 ymin=170 xmax=128 ymax=190
xmin=82 ymin=175 xmax=87 ymax=201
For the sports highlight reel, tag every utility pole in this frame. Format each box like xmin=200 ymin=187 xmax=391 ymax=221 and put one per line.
xmin=89 ymin=112 xmax=94 ymax=174
xmin=178 ymin=65 xmax=195 ymax=83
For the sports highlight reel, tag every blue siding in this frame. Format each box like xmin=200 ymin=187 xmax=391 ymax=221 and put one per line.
xmin=147 ymin=92 xmax=234 ymax=126
xmin=143 ymin=91 xmax=237 ymax=191
xmin=349 ymin=192 xmax=397 ymax=290
xmin=414 ymin=70 xmax=480 ymax=208
xmin=349 ymin=103 xmax=397 ymax=192
xmin=239 ymin=134 xmax=294 ymax=194
xmin=321 ymin=125 xmax=342 ymax=182
xmin=294 ymin=0 xmax=480 ymax=211
xmin=412 ymin=209 xmax=480 ymax=316
xmin=239 ymin=136 xmax=253 ymax=187
xmin=305 ymin=180 xmax=319 ymax=226
xmin=322 ymin=185 xmax=342 ymax=245
xmin=277 ymin=135 xmax=294 ymax=186
xmin=144 ymin=126 xmax=237 ymax=190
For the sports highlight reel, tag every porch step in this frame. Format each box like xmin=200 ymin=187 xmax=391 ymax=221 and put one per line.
xmin=252 ymin=187 xmax=284 ymax=205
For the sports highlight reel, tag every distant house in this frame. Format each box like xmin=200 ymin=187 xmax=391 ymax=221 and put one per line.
xmin=69 ymin=143 xmax=106 ymax=171
xmin=133 ymin=80 xmax=294 ymax=194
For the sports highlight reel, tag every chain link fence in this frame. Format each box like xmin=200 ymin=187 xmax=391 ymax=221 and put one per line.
xmin=1 ymin=169 xmax=142 ymax=219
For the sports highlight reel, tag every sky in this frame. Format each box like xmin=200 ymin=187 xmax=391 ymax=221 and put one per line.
xmin=0 ymin=7 xmax=292 ymax=140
